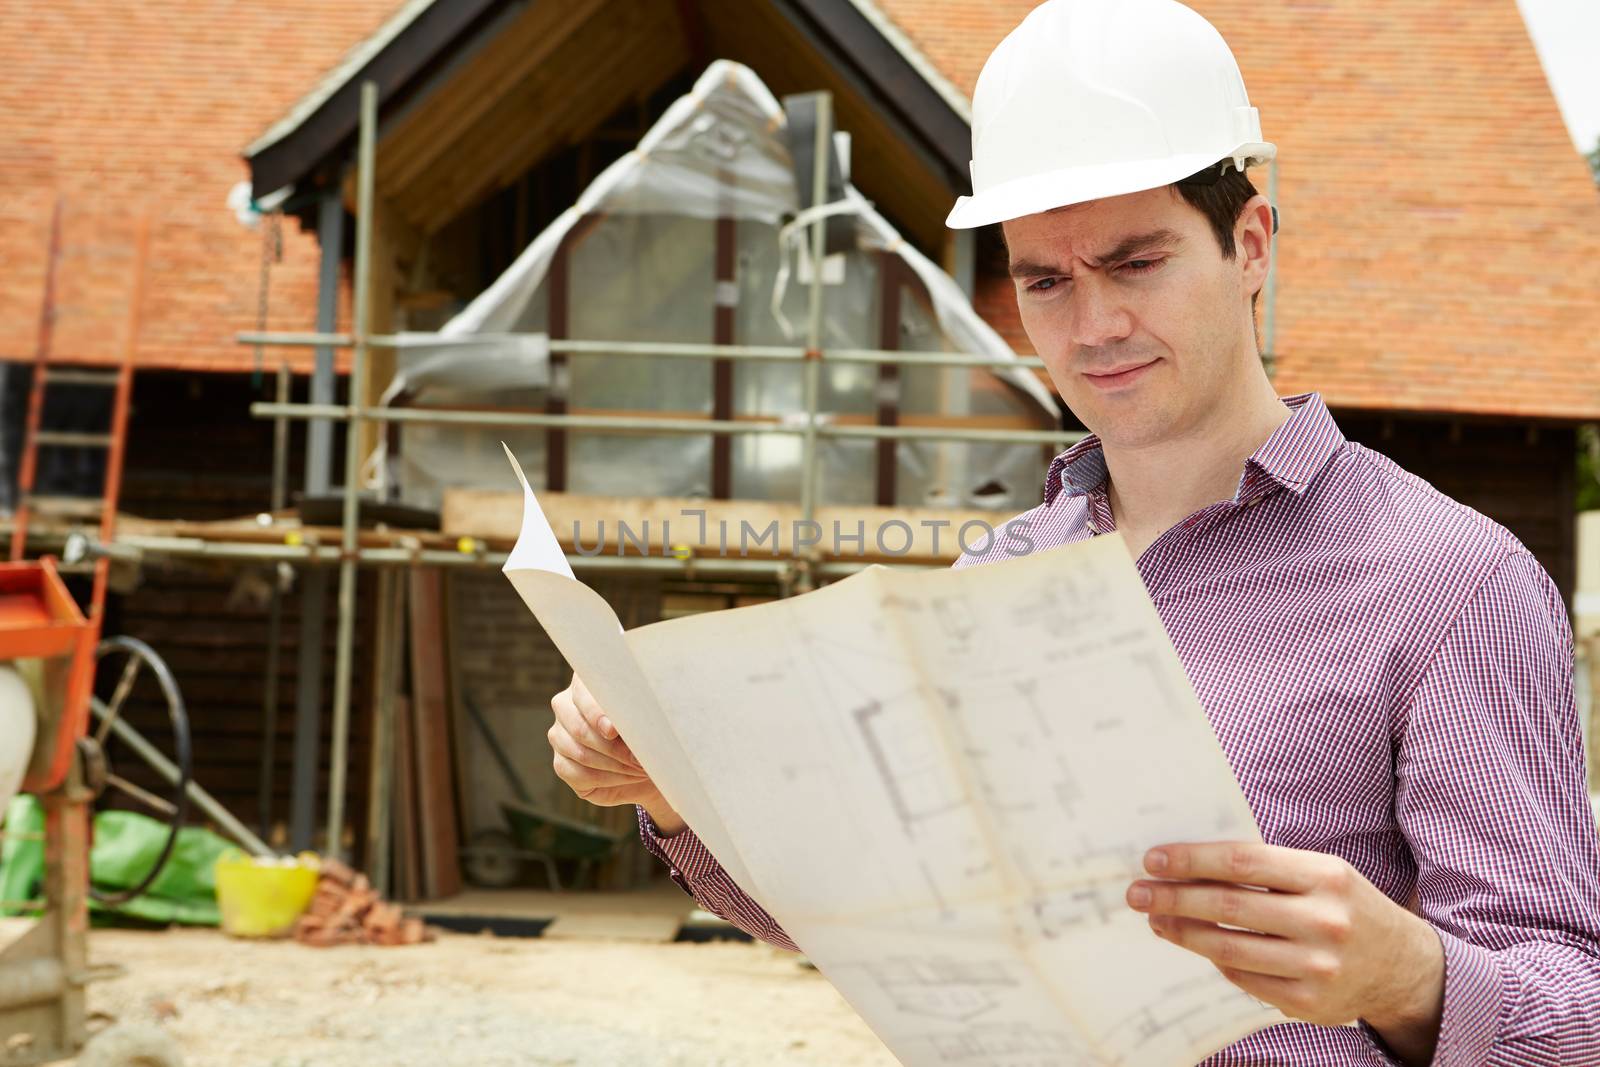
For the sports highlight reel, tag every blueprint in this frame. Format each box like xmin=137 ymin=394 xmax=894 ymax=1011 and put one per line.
xmin=501 ymin=449 xmax=1281 ymax=1065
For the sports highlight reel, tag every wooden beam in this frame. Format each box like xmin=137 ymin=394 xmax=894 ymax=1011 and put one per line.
xmin=712 ymin=213 xmax=736 ymax=498
xmin=377 ymin=0 xmax=610 ymax=199
xmin=407 ymin=568 xmax=462 ymax=900
xmin=546 ymin=237 xmax=570 ymax=492
xmin=876 ymin=253 xmax=902 ymax=506
xmin=443 ymin=488 xmax=1029 ymax=564
xmin=393 ymin=0 xmax=686 ymax=232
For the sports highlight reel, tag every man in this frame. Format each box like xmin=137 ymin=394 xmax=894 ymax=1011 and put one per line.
xmin=547 ymin=0 xmax=1600 ymax=1063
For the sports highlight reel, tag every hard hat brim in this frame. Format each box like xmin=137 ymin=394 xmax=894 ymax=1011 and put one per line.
xmin=945 ymin=142 xmax=1275 ymax=229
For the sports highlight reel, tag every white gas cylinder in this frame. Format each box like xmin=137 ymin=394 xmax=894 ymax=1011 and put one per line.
xmin=0 ymin=666 xmax=38 ymax=812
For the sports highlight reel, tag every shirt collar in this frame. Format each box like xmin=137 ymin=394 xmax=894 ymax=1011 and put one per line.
xmin=1044 ymin=434 xmax=1109 ymax=507
xmin=1042 ymin=392 xmax=1344 ymax=508
xmin=1236 ymin=392 xmax=1345 ymax=501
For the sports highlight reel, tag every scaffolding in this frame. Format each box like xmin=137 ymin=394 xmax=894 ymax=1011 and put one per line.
xmin=4 ymin=63 xmax=1288 ymax=879
xmin=6 ymin=61 xmax=1289 ymax=879
xmin=198 ymin=81 xmax=1100 ymax=865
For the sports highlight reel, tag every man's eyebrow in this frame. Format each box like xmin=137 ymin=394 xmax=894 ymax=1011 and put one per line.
xmin=1007 ymin=228 xmax=1185 ymax=279
xmin=1095 ymin=228 xmax=1184 ymax=266
xmin=1007 ymin=257 xmax=1065 ymax=280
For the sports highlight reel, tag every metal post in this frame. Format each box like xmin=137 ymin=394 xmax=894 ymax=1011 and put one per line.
xmin=93 ymin=697 xmax=274 ymax=857
xmin=289 ymin=190 xmax=346 ymax=851
xmin=288 ymin=574 xmax=326 ymax=851
xmin=1262 ymin=158 xmax=1279 ymax=379
xmin=324 ymin=80 xmax=378 ymax=860
xmin=239 ymin=333 xmax=1053 ymax=371
xmin=797 ymin=94 xmax=832 ymax=592
xmin=257 ymin=359 xmax=290 ymax=839
xmin=247 ymin=401 xmax=1081 ymax=446
xmin=308 ymin=195 xmax=344 ymax=497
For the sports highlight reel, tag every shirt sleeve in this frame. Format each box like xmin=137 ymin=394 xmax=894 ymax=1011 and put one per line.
xmin=1393 ymin=551 xmax=1600 ymax=1066
xmin=634 ymin=806 xmax=799 ymax=952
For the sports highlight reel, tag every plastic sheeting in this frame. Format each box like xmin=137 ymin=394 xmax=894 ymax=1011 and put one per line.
xmin=380 ymin=60 xmax=1059 ymax=513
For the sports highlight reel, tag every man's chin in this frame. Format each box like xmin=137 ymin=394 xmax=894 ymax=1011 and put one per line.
xmin=1080 ymin=412 xmax=1183 ymax=454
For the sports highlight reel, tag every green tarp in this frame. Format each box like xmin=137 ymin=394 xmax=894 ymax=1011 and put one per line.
xmin=0 ymin=794 xmax=231 ymax=925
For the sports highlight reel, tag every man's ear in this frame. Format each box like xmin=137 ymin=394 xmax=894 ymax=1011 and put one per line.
xmin=1237 ymin=194 xmax=1274 ymax=301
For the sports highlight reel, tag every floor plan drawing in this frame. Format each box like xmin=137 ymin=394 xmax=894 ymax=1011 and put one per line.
xmin=501 ymin=453 xmax=1283 ymax=1066
xmin=859 ymin=956 xmax=1019 ymax=1021
xmin=930 ymin=1024 xmax=1087 ymax=1065
xmin=854 ymin=698 xmax=966 ymax=834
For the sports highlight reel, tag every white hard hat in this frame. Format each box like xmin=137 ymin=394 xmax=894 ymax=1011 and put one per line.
xmin=946 ymin=0 xmax=1275 ymax=229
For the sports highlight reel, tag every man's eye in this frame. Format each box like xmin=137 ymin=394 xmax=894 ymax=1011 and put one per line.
xmin=1028 ymin=277 xmax=1061 ymax=292
xmin=1121 ymin=258 xmax=1163 ymax=274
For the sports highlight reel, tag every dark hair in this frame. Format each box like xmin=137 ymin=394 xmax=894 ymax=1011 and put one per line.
xmin=1173 ymin=162 xmax=1263 ymax=313
xmin=1173 ymin=163 xmax=1258 ymax=259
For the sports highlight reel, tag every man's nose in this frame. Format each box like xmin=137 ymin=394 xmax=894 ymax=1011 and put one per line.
xmin=1068 ymin=274 xmax=1134 ymax=348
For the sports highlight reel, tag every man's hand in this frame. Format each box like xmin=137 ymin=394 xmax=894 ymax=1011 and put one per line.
xmin=548 ymin=672 xmax=684 ymax=834
xmin=1126 ymin=841 xmax=1445 ymax=1065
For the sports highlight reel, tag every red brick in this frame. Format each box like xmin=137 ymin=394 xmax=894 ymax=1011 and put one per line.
xmin=877 ymin=0 xmax=1600 ymax=418
xmin=0 ymin=0 xmax=394 ymax=374
xmin=4 ymin=0 xmax=1596 ymax=420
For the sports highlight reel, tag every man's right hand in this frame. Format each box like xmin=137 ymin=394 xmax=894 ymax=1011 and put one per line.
xmin=548 ymin=672 xmax=685 ymax=835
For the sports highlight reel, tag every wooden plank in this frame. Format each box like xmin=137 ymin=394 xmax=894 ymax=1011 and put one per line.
xmin=541 ymin=910 xmax=683 ymax=943
xmin=414 ymin=882 xmax=691 ymax=925
xmin=407 ymin=568 xmax=462 ymax=900
xmin=365 ymin=570 xmax=403 ymax=896
xmin=391 ymin=693 xmax=420 ymax=902
xmin=441 ymin=571 xmax=479 ymax=861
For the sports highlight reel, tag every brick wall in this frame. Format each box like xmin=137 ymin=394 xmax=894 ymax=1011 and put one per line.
xmin=0 ymin=1 xmax=399 ymax=373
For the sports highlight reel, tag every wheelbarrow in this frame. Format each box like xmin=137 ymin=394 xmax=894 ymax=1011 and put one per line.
xmin=458 ymin=694 xmax=624 ymax=891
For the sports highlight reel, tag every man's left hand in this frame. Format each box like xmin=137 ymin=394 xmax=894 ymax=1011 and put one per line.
xmin=1126 ymin=841 xmax=1444 ymax=1063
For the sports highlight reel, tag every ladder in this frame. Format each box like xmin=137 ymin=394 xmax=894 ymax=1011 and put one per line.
xmin=8 ymin=202 xmax=148 ymax=625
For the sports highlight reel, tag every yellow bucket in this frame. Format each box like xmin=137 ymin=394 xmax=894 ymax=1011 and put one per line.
xmin=214 ymin=851 xmax=320 ymax=938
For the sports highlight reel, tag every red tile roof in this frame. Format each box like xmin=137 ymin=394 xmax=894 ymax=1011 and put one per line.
xmin=3 ymin=0 xmax=1596 ymax=419
xmin=876 ymin=0 xmax=1600 ymax=420
xmin=0 ymin=1 xmax=394 ymax=373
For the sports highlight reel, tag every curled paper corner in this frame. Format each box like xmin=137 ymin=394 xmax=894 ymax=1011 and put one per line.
xmin=499 ymin=443 xmax=575 ymax=581
xmin=501 ymin=441 xmax=533 ymax=494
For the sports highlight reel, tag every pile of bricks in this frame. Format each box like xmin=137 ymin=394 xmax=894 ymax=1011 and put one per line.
xmin=293 ymin=858 xmax=433 ymax=947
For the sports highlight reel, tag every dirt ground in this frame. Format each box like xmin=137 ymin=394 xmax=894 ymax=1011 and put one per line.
xmin=2 ymin=920 xmax=895 ymax=1067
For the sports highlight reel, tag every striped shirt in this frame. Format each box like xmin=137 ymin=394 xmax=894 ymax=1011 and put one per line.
xmin=639 ymin=392 xmax=1600 ymax=1065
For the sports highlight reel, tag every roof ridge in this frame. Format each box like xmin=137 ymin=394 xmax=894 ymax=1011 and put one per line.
xmin=244 ymin=0 xmax=437 ymax=166
xmin=838 ymin=0 xmax=972 ymax=123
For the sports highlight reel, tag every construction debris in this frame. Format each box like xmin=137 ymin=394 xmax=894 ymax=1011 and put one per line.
xmin=292 ymin=859 xmax=432 ymax=948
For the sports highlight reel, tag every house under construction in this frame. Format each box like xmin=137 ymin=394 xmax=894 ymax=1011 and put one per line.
xmin=3 ymin=0 xmax=1599 ymax=906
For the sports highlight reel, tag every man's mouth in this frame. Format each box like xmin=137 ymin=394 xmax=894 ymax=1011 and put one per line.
xmin=1082 ymin=359 xmax=1158 ymax=390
